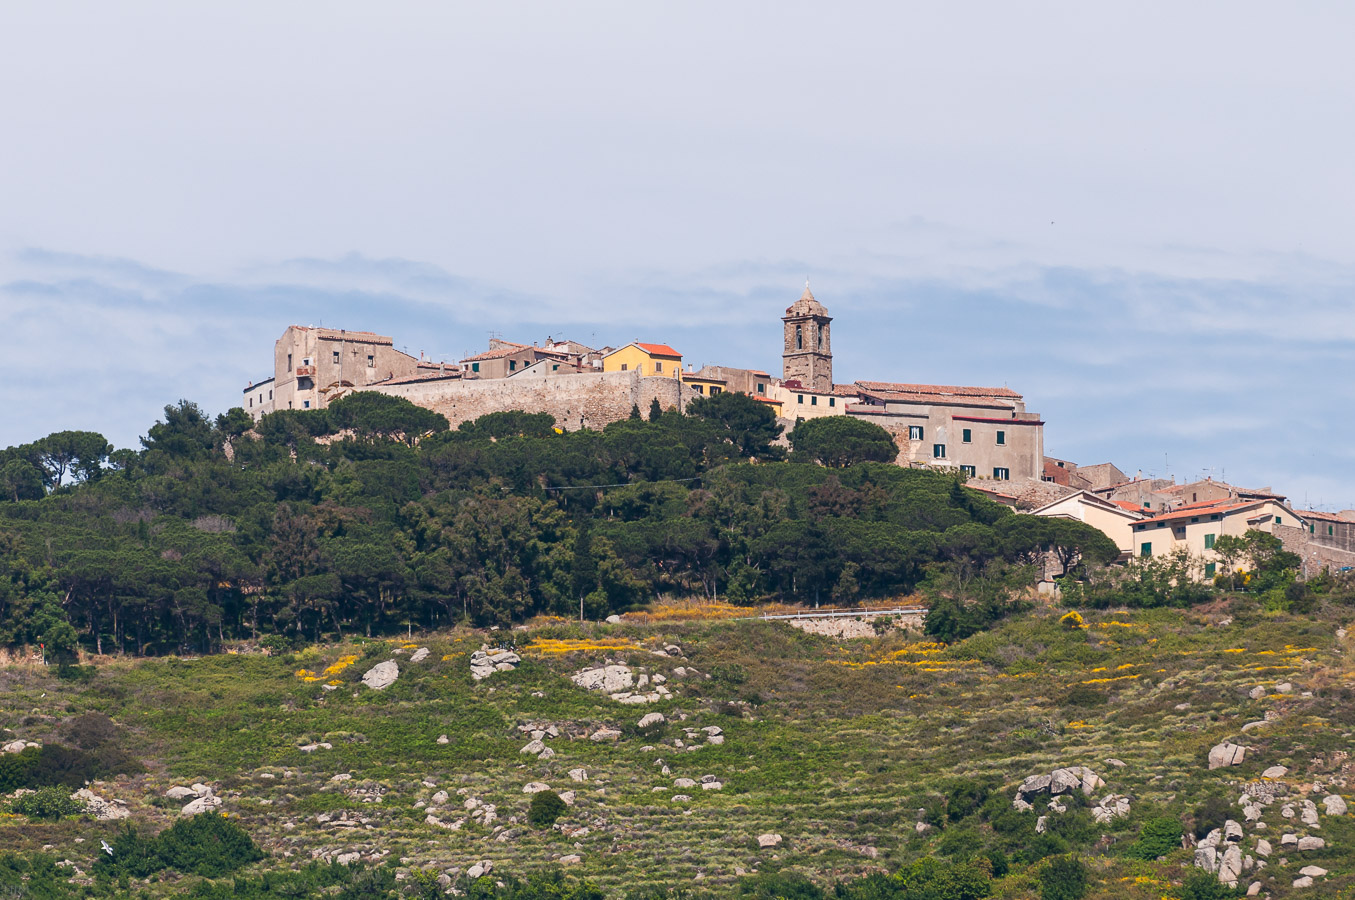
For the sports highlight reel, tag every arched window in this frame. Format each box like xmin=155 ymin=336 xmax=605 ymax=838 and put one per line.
xmin=817 ymin=324 xmax=824 ymax=349
xmin=795 ymin=324 xmax=802 ymax=349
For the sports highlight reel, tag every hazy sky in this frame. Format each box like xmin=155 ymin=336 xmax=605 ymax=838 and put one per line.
xmin=2 ymin=3 xmax=1352 ymax=507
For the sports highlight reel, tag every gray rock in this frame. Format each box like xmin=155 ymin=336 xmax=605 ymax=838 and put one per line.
xmin=638 ymin=713 xmax=666 ymax=728
xmin=336 ymin=852 xmax=361 ymax=866
xmin=569 ymin=768 xmax=588 ymax=782
xmin=437 ymin=734 xmax=449 ymax=744
xmin=1247 ymin=882 xmax=1261 ymax=896
xmin=1249 ymin=685 xmax=1266 ymax=699
xmin=1281 ymin=833 xmax=1298 ymax=847
xmin=1209 ymin=742 xmax=1246 ymax=770
xmin=520 ymin=740 xmax=546 ymax=755
xmin=361 ymin=660 xmax=399 ymax=690
xmin=589 ymin=729 xmax=621 ymax=742
xmin=410 ymin=647 xmax=430 ymax=662
xmin=757 ymin=833 xmax=782 ymax=848
xmin=1050 ymin=769 xmax=1082 ymax=795
xmin=674 ymin=778 xmax=696 ymax=788
xmin=559 ymin=854 xmax=582 ymax=864
xmin=1194 ymin=846 xmax=1218 ymax=873
xmin=1275 ymin=682 xmax=1293 ymax=693
xmin=165 ymin=786 xmax=198 ymax=800
xmin=1322 ymin=795 xmax=1348 ymax=816
xmin=1299 ymin=866 xmax=1327 ymax=877
xmin=1261 ymin=765 xmax=1288 ymax=779
xmin=1035 ymin=816 xmax=1048 ymax=834
xmin=1018 ymin=774 xmax=1053 ymax=796
xmin=1255 ymin=839 xmax=1271 ymax=857
xmin=605 ymin=615 xmax=622 ymax=624
xmin=1224 ymin=820 xmax=1244 ymax=842
xmin=1297 ymin=836 xmax=1325 ymax=851
xmin=181 ymin=795 xmax=223 ymax=816
xmin=1218 ymin=845 xmax=1242 ymax=884
xmin=572 ymin=665 xmax=634 ymax=693
xmin=1105 ymin=758 xmax=1126 ymax=767
xmin=1293 ymin=875 xmax=1313 ymax=889
xmin=522 ymin=782 xmax=550 ymax=794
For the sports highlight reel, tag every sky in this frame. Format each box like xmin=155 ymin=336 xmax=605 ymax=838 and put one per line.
xmin=2 ymin=2 xmax=1353 ymax=508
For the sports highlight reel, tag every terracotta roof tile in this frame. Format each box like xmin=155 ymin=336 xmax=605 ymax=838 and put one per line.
xmin=461 ymin=343 xmax=533 ymax=363
xmin=855 ymin=381 xmax=1022 ymax=400
xmin=633 ymin=342 xmax=682 ymax=357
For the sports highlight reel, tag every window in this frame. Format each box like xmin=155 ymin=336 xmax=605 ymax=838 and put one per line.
xmin=817 ymin=325 xmax=824 ymax=349
xmin=1205 ymin=562 xmax=1216 ymax=578
xmin=654 ymin=361 xmax=663 ymax=373
xmin=302 ymin=357 xmax=311 ymax=366
xmin=621 ymin=364 xmax=628 ymax=371
xmin=332 ymin=350 xmax=340 ymax=364
xmin=996 ymin=430 xmax=1006 ymax=446
xmin=829 ymin=397 xmax=835 ymax=407
xmin=287 ymin=352 xmax=293 ymax=370
xmin=962 ymin=428 xmax=972 ymax=443
xmin=711 ymin=386 xmax=722 ymax=395
xmin=693 ymin=385 xmax=703 ymax=394
xmin=795 ymin=324 xmax=803 ymax=349
xmin=509 ymin=360 xmax=516 ymax=372
xmin=908 ymin=425 xmax=923 ymax=440
xmin=303 ymin=400 xmax=311 ymax=409
xmin=756 ymin=383 xmax=765 ymax=394
xmin=993 ymin=467 xmax=1010 ymax=480
xmin=811 ymin=396 xmax=818 ymax=406
xmin=1275 ymin=515 xmax=1282 ymax=525
xmin=552 ymin=364 xmax=559 ymax=371
xmin=367 ymin=354 xmax=374 ymax=367
xmin=960 ymin=465 xmax=976 ymax=477
xmin=1311 ymin=523 xmax=1316 ymax=534
xmin=1330 ymin=525 xmax=1335 ymax=536
xmin=1140 ymin=542 xmax=1152 ymax=557
xmin=472 ymin=362 xmax=480 ymax=373
xmin=248 ymin=397 xmax=253 ymax=408
xmin=798 ymin=394 xmax=804 ymax=404
xmin=1204 ymin=534 xmax=1216 ymax=549
xmin=933 ymin=444 xmax=946 ymax=459
xmin=269 ymin=389 xmax=272 ymax=400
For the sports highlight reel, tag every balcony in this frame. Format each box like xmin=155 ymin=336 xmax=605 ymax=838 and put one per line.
xmin=296 ymin=365 xmax=316 ymax=377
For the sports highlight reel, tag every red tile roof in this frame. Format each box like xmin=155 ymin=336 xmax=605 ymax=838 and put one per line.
xmin=1112 ymin=500 xmax=1147 ymax=513
xmin=855 ymin=381 xmax=1022 ymax=400
xmin=1298 ymin=509 xmax=1352 ymax=523
xmin=633 ymin=342 xmax=682 ymax=358
xmin=1137 ymin=500 xmax=1262 ymax=525
xmin=461 ymin=342 xmax=532 ymax=363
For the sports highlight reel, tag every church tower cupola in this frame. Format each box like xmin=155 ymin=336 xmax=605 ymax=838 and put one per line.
xmin=782 ymin=282 xmax=833 ymax=392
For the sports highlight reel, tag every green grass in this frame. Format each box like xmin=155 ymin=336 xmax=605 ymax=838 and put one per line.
xmin=0 ymin=603 xmax=1352 ymax=898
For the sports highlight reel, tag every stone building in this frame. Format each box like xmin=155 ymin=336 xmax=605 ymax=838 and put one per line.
xmin=782 ymin=285 xmax=833 ymax=392
xmin=246 ymin=326 xmax=454 ymax=420
xmin=1030 ymin=490 xmax=1145 ymax=557
xmin=848 ymin=382 xmax=1045 ymax=481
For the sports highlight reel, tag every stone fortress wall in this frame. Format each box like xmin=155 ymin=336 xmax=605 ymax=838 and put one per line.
xmin=371 ymin=369 xmax=696 ymax=431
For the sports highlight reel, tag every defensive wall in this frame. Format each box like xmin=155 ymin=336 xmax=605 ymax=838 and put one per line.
xmin=1274 ymin=524 xmax=1355 ymax=578
xmin=368 ymin=369 xmax=695 ymax=431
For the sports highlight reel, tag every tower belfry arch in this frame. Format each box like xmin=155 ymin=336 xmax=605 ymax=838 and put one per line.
xmin=781 ymin=282 xmax=833 ymax=392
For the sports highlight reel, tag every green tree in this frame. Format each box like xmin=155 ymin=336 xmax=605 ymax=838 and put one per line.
xmin=0 ymin=458 xmax=44 ymax=501
xmin=327 ymin=391 xmax=450 ymax=442
xmin=30 ymin=431 xmax=111 ymax=489
xmin=789 ymin=417 xmax=897 ymax=468
xmin=687 ymin=391 xmax=785 ymax=460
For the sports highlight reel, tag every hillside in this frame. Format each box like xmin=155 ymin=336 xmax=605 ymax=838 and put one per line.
xmin=1 ymin=597 xmax=1352 ymax=899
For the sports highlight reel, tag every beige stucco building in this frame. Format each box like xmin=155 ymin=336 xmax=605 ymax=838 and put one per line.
xmin=1130 ymin=498 xmax=1306 ymax=578
xmin=1030 ymin=490 xmax=1145 ymax=557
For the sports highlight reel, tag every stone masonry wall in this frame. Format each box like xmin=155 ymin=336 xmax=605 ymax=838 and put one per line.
xmin=1274 ymin=524 xmax=1355 ymax=578
xmin=367 ymin=370 xmax=695 ymax=431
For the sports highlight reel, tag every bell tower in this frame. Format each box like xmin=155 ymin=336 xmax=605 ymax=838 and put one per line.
xmin=782 ymin=282 xmax=833 ymax=392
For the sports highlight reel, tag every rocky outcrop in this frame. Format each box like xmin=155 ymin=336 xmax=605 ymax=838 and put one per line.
xmin=1209 ymin=742 xmax=1247 ymax=770
xmin=471 ymin=648 xmax=520 ymax=681
xmin=361 ymin=660 xmax=399 ymax=690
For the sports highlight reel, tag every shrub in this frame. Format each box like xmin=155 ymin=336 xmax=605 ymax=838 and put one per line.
xmin=1192 ymin=795 xmax=1231 ymax=839
xmin=0 ymin=744 xmax=143 ymax=793
xmin=1062 ymin=684 xmax=1107 ymax=708
xmin=527 ymin=791 xmax=568 ymax=828
xmin=1123 ymin=816 xmax=1182 ymax=860
xmin=1040 ymin=856 xmax=1088 ymax=900
xmin=61 ymin=711 xmax=117 ymax=749
xmin=10 ymin=787 xmax=83 ymax=820
xmin=1177 ymin=871 xmax=1244 ymax=900
xmin=946 ymin=778 xmax=997 ymax=822
xmin=97 ymin=814 xmax=264 ymax=879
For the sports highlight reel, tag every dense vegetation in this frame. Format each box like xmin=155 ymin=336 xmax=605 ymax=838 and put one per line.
xmin=0 ymin=393 xmax=1118 ymax=657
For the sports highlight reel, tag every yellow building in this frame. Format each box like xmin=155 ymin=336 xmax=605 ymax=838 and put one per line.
xmin=601 ymin=342 xmax=682 ymax=378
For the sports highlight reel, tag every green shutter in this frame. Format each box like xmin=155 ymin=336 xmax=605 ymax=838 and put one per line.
xmin=1140 ymin=542 xmax=1152 ymax=557
xmin=1205 ymin=562 xmax=1216 ymax=577
xmin=962 ymin=428 xmax=971 ymax=442
xmin=1204 ymin=534 xmax=1215 ymax=549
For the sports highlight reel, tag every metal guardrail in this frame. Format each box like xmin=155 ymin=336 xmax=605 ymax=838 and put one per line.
xmin=735 ymin=606 xmax=927 ymax=622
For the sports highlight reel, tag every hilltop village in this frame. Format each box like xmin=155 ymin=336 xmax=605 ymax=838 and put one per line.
xmin=242 ymin=284 xmax=1355 ymax=582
